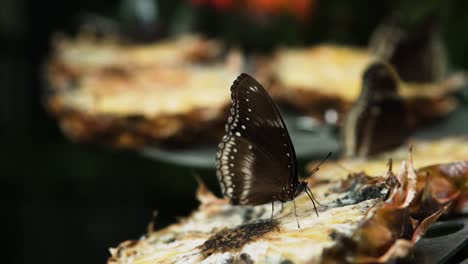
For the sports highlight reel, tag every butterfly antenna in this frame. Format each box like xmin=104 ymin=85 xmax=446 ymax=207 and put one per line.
xmin=293 ymin=198 xmax=300 ymax=229
xmin=304 ymin=152 xmax=332 ymax=180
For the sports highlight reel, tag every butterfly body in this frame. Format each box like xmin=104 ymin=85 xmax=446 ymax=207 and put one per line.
xmin=342 ymin=62 xmax=409 ymax=158
xmin=216 ymin=74 xmax=323 ymax=224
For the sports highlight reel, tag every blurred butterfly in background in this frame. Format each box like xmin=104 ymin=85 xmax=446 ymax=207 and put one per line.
xmin=341 ymin=62 xmax=410 ymax=158
xmin=216 ymin=73 xmax=330 ymax=228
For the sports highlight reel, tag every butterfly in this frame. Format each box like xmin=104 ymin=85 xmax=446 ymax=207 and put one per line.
xmin=342 ymin=62 xmax=409 ymax=158
xmin=216 ymin=73 xmax=330 ymax=228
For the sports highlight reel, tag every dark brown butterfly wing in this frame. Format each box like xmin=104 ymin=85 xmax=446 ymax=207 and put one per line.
xmin=216 ymin=73 xmax=298 ymax=205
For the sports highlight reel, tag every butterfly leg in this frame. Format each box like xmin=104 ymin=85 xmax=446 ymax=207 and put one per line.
xmin=305 ymin=187 xmax=319 ymax=217
xmin=293 ymin=198 xmax=300 ymax=229
xmin=306 ymin=186 xmax=326 ymax=207
xmin=271 ymin=201 xmax=275 ymax=220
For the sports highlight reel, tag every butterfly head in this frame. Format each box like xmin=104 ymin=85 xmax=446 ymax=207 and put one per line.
xmin=278 ymin=181 xmax=308 ymax=202
xmin=361 ymin=62 xmax=399 ymax=100
xmin=295 ymin=181 xmax=309 ymax=197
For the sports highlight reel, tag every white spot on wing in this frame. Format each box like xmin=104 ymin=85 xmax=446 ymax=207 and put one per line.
xmin=239 ymin=151 xmax=255 ymax=202
xmin=216 ymin=136 xmax=238 ymax=198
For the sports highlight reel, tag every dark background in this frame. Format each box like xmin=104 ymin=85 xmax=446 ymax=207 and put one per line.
xmin=2 ymin=0 xmax=468 ymax=263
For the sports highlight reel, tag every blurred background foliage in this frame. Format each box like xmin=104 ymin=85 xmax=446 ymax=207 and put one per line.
xmin=1 ymin=0 xmax=468 ymax=263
